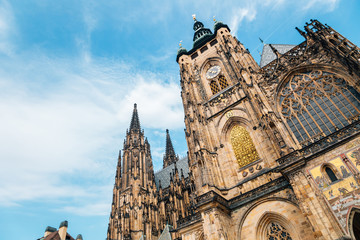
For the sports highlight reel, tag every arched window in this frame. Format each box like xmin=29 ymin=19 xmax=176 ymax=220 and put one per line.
xmin=325 ymin=166 xmax=338 ymax=182
xmin=218 ymin=75 xmax=229 ymax=89
xmin=210 ymin=80 xmax=220 ymax=94
xmin=266 ymin=222 xmax=293 ymax=240
xmin=279 ymin=70 xmax=360 ymax=146
xmin=230 ymin=125 xmax=259 ymax=168
xmin=209 ymin=75 xmax=229 ymax=95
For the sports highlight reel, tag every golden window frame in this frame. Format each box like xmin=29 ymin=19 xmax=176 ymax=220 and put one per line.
xmin=230 ymin=125 xmax=259 ymax=168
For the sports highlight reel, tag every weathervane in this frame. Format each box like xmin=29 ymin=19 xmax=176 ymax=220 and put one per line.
xmin=213 ymin=16 xmax=216 ymax=22
xmin=179 ymin=40 xmax=183 ymax=48
xmin=192 ymin=14 xmax=196 ymax=21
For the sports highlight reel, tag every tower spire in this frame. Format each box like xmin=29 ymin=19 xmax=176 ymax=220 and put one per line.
xmin=163 ymin=129 xmax=179 ymax=168
xmin=129 ymin=103 xmax=141 ymax=131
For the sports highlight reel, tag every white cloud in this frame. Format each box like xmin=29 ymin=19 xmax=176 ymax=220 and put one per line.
xmin=0 ymin=51 xmax=184 ymax=209
xmin=0 ymin=0 xmax=16 ymax=55
xmin=230 ymin=7 xmax=257 ymax=34
xmin=303 ymin=0 xmax=340 ymax=12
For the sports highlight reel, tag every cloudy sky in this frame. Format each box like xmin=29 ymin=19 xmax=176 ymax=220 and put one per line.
xmin=0 ymin=0 xmax=359 ymax=239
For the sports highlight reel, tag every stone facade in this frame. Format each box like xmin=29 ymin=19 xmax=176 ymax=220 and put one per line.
xmin=107 ymin=18 xmax=360 ymax=240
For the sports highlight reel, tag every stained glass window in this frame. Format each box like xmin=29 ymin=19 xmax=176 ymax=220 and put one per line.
xmin=230 ymin=125 xmax=259 ymax=168
xmin=266 ymin=222 xmax=293 ymax=240
xmin=279 ymin=70 xmax=360 ymax=146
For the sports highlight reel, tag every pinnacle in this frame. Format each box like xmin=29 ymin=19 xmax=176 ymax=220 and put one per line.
xmin=129 ymin=103 xmax=141 ymax=131
xmin=163 ymin=129 xmax=179 ymax=168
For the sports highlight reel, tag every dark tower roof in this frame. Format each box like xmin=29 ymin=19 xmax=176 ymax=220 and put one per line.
xmin=129 ymin=103 xmax=141 ymax=131
xmin=163 ymin=129 xmax=179 ymax=168
xmin=192 ymin=18 xmax=213 ymax=48
xmin=176 ymin=16 xmax=229 ymax=62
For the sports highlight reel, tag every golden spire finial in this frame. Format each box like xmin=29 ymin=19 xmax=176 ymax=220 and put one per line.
xmin=213 ymin=16 xmax=216 ymax=22
xmin=192 ymin=14 xmax=196 ymax=21
xmin=179 ymin=40 xmax=183 ymax=47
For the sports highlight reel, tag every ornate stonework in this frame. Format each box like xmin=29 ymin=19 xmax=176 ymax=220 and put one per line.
xmin=107 ymin=19 xmax=360 ymax=240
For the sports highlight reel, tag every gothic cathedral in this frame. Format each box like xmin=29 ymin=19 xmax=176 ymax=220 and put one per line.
xmin=107 ymin=18 xmax=360 ymax=240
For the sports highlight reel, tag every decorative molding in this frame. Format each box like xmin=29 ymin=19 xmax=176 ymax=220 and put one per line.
xmin=276 ymin=120 xmax=360 ymax=167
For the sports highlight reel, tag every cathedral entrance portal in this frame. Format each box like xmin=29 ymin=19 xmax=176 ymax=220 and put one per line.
xmin=349 ymin=207 xmax=360 ymax=240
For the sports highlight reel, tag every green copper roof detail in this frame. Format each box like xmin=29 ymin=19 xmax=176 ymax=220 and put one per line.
xmin=214 ymin=21 xmax=229 ymax=32
xmin=176 ymin=18 xmax=230 ymax=62
xmin=177 ymin=46 xmax=187 ymax=56
xmin=45 ymin=226 xmax=57 ymax=232
xmin=59 ymin=220 xmax=68 ymax=228
xmin=192 ymin=20 xmax=212 ymax=48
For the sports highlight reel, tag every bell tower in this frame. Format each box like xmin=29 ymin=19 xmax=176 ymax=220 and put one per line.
xmin=107 ymin=104 xmax=159 ymax=240
xmin=177 ymin=17 xmax=285 ymax=198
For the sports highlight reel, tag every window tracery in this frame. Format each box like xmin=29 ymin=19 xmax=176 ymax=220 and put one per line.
xmin=266 ymin=222 xmax=293 ymax=240
xmin=230 ymin=125 xmax=259 ymax=168
xmin=279 ymin=70 xmax=360 ymax=146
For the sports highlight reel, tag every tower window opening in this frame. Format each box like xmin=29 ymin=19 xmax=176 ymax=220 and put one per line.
xmin=210 ymin=80 xmax=220 ymax=94
xmin=325 ymin=166 xmax=338 ymax=183
xmin=218 ymin=75 xmax=229 ymax=89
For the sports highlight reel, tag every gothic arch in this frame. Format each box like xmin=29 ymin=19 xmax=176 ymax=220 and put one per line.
xmin=275 ymin=64 xmax=360 ymax=147
xmin=347 ymin=206 xmax=360 ymax=240
xmin=256 ymin=212 xmax=298 ymax=240
xmin=219 ymin=115 xmax=261 ymax=169
xmin=320 ymin=163 xmax=341 ymax=184
xmin=217 ymin=107 xmax=248 ymax=130
xmin=237 ymin=198 xmax=312 ymax=240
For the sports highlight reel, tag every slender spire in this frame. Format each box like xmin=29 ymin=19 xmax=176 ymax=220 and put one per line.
xmin=129 ymin=103 xmax=141 ymax=131
xmin=163 ymin=129 xmax=179 ymax=168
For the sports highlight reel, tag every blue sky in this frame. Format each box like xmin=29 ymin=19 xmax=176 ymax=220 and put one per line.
xmin=0 ymin=0 xmax=359 ymax=239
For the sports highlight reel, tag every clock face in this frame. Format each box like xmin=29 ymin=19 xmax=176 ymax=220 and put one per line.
xmin=205 ymin=65 xmax=221 ymax=79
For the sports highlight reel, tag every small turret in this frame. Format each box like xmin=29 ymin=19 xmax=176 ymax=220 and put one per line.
xmin=163 ymin=129 xmax=179 ymax=168
xmin=58 ymin=220 xmax=68 ymax=240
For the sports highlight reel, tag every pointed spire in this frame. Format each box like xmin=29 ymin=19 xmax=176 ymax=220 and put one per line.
xmin=163 ymin=129 xmax=179 ymax=168
xmin=129 ymin=103 xmax=141 ymax=131
xmin=166 ymin=129 xmax=176 ymax=158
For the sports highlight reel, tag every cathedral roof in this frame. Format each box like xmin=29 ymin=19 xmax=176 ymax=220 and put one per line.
xmin=259 ymin=44 xmax=296 ymax=68
xmin=154 ymin=156 xmax=189 ymax=190
xmin=129 ymin=103 xmax=141 ymax=130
